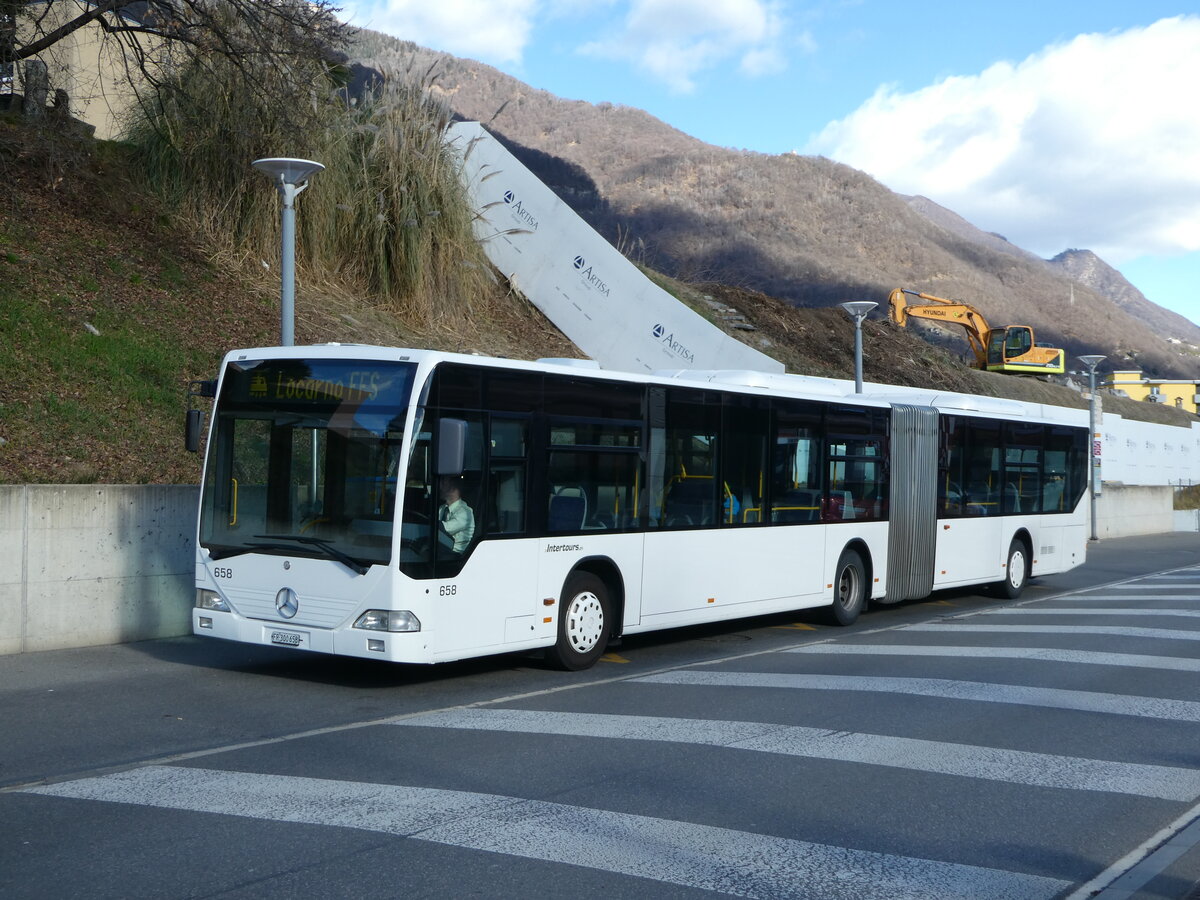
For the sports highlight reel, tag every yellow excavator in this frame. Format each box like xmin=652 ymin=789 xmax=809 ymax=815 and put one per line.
xmin=887 ymin=288 xmax=1065 ymax=375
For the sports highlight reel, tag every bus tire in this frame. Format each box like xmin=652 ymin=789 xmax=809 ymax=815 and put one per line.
xmin=548 ymin=572 xmax=610 ymax=671
xmin=827 ymin=549 xmax=866 ymax=626
xmin=995 ymin=537 xmax=1029 ymax=599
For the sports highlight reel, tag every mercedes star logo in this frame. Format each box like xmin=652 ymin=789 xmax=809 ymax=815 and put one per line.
xmin=275 ymin=587 xmax=299 ymax=619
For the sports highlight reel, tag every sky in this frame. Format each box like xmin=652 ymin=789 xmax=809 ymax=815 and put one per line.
xmin=337 ymin=1 xmax=1200 ymax=333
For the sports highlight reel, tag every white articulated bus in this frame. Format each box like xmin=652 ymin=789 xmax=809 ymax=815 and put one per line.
xmin=187 ymin=345 xmax=1090 ymax=670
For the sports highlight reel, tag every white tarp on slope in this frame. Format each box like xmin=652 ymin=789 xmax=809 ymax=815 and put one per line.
xmin=446 ymin=121 xmax=783 ymax=375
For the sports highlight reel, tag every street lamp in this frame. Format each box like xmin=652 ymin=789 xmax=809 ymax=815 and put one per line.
xmin=839 ymin=301 xmax=878 ymax=393
xmin=252 ymin=157 xmax=325 ymax=346
xmin=1078 ymin=354 xmax=1106 ymax=541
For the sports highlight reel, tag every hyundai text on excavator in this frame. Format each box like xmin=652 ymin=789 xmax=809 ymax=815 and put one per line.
xmin=887 ymin=288 xmax=1065 ymax=375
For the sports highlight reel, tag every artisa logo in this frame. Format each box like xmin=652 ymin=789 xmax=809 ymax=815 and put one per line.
xmin=652 ymin=324 xmax=695 ymax=363
xmin=571 ymin=255 xmax=611 ymax=297
xmin=503 ymin=190 xmax=539 ymax=231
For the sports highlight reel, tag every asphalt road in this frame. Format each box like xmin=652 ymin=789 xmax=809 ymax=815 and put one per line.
xmin=3 ymin=532 xmax=1200 ymax=899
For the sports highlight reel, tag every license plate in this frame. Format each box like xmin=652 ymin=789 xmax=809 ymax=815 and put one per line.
xmin=270 ymin=630 xmax=305 ymax=647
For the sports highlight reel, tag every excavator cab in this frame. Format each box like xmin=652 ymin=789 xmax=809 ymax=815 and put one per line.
xmin=985 ymin=327 xmax=1065 ymax=375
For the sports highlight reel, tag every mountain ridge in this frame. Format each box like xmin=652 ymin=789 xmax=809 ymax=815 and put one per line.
xmin=351 ymin=29 xmax=1198 ymax=379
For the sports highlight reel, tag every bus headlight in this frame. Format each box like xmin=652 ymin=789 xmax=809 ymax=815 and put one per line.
xmin=196 ymin=589 xmax=230 ymax=612
xmin=354 ymin=610 xmax=421 ymax=633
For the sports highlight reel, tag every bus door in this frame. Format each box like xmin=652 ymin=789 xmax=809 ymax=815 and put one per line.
xmin=885 ymin=405 xmax=938 ymax=602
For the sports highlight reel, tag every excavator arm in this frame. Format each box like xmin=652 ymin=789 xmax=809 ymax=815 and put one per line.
xmin=887 ymin=288 xmax=990 ymax=368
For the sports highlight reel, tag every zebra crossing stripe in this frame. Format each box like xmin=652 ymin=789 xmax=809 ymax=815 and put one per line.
xmin=1050 ymin=596 xmax=1198 ymax=602
xmin=976 ymin=609 xmax=1200 ymax=618
xmin=636 ymin=671 xmax=1200 ymax=723
xmin=904 ymin=624 xmax=1200 ymax=642
xmin=1104 ymin=583 xmax=1200 ymax=588
xmin=25 ymin=766 xmax=1069 ymax=900
xmin=785 ymin=644 xmax=1200 ymax=673
xmin=392 ymin=708 xmax=1200 ymax=801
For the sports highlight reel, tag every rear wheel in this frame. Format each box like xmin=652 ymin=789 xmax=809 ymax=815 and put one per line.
xmin=827 ymin=549 xmax=866 ymax=626
xmin=995 ymin=538 xmax=1029 ymax=599
xmin=548 ymin=572 xmax=610 ymax=670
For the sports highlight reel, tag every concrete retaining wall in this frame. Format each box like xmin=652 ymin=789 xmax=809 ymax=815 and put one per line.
xmin=0 ymin=485 xmax=197 ymax=655
xmin=0 ymin=482 xmax=1190 ymax=656
xmin=1093 ymin=485 xmax=1174 ymax=539
xmin=1175 ymin=509 xmax=1200 ymax=533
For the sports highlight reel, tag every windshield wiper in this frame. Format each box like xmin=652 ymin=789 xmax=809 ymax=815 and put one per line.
xmin=253 ymin=534 xmax=371 ymax=576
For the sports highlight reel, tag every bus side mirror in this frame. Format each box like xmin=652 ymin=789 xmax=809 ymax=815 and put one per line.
xmin=185 ymin=409 xmax=204 ymax=453
xmin=185 ymin=379 xmax=216 ymax=453
xmin=437 ymin=418 xmax=467 ymax=475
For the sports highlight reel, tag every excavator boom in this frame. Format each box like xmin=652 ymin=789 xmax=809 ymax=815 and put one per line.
xmin=886 ymin=288 xmax=1065 ymax=375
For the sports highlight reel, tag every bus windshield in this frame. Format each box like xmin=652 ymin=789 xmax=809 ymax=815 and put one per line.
xmin=199 ymin=358 xmax=418 ymax=570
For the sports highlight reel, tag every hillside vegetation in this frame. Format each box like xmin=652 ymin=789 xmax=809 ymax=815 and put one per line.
xmin=0 ymin=88 xmax=1192 ymax=484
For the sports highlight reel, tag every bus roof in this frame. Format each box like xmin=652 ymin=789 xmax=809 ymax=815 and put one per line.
xmin=218 ymin=344 xmax=1087 ymax=426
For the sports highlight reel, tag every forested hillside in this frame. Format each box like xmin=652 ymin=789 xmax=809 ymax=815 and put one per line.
xmin=351 ymin=31 xmax=1200 ymax=380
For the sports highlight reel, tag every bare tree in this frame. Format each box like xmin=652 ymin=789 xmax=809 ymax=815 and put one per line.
xmin=3 ymin=0 xmax=350 ymax=125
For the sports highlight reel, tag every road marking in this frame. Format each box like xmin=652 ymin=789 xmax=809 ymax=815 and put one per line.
xmin=635 ymin=671 xmax=1200 ymax=723
xmin=904 ymin=624 xmax=1200 ymax=642
xmin=600 ymin=653 xmax=631 ymax=663
xmin=1045 ymin=595 xmax=1200 ymax=602
xmin=784 ymin=643 xmax=1200 ymax=673
xmin=977 ymin=608 xmax=1200 ymax=618
xmin=392 ymin=708 xmax=1200 ymax=800
xmin=1097 ymin=584 xmax=1200 ymax=590
xmin=25 ymin=766 xmax=1069 ymax=900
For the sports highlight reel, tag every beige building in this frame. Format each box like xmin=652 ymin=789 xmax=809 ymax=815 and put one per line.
xmin=1104 ymin=369 xmax=1200 ymax=414
xmin=10 ymin=0 xmax=148 ymax=139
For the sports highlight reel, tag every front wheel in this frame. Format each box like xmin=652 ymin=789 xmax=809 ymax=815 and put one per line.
xmin=827 ymin=549 xmax=866 ymax=626
xmin=995 ymin=538 xmax=1029 ymax=599
xmin=547 ymin=572 xmax=611 ymax=670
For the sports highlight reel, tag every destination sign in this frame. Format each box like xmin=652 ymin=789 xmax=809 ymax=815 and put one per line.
xmin=221 ymin=359 xmax=416 ymax=409
xmin=246 ymin=371 xmax=381 ymax=403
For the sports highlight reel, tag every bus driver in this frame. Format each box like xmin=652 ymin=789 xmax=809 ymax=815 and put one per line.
xmin=437 ymin=475 xmax=475 ymax=555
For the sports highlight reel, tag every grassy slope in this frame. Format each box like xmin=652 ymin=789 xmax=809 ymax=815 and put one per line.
xmin=0 ymin=119 xmax=1191 ymax=484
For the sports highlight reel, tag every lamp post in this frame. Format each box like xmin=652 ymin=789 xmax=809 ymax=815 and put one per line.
xmin=252 ymin=157 xmax=325 ymax=346
xmin=1078 ymin=354 xmax=1106 ymax=541
xmin=839 ymin=301 xmax=878 ymax=393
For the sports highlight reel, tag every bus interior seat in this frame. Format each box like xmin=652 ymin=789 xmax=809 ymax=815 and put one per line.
xmin=772 ymin=489 xmax=818 ymax=523
xmin=548 ymin=487 xmax=587 ymax=532
xmin=664 ymin=479 xmax=714 ymax=526
xmin=1043 ymin=479 xmax=1064 ymax=512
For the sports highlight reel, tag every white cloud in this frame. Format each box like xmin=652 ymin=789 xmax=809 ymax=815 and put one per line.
xmin=340 ymin=0 xmax=539 ymax=67
xmin=579 ymin=0 xmax=790 ymax=93
xmin=804 ymin=16 xmax=1200 ymax=262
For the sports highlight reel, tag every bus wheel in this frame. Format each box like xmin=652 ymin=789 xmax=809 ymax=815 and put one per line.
xmin=995 ymin=538 xmax=1029 ymax=599
xmin=827 ymin=549 xmax=866 ymax=626
xmin=548 ymin=572 xmax=610 ymax=671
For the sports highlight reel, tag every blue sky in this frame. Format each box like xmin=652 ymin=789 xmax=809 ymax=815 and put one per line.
xmin=338 ymin=1 xmax=1200 ymax=337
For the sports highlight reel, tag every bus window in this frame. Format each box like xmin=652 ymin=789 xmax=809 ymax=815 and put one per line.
xmin=489 ymin=417 xmax=528 ymax=534
xmin=771 ymin=401 xmax=821 ymax=523
xmin=826 ymin=436 xmax=885 ymax=520
xmin=547 ymin=450 xmax=640 ymax=531
xmin=721 ymin=396 xmax=768 ymax=525
xmin=657 ymin=390 xmax=720 ymax=528
xmin=399 ymin=411 xmax=484 ymax=572
xmin=940 ymin=415 xmax=967 ymax=516
xmin=1045 ymin=425 xmax=1087 ymax=513
xmin=963 ymin=419 xmax=1001 ymax=514
xmin=1003 ymin=421 xmax=1042 ymax=514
